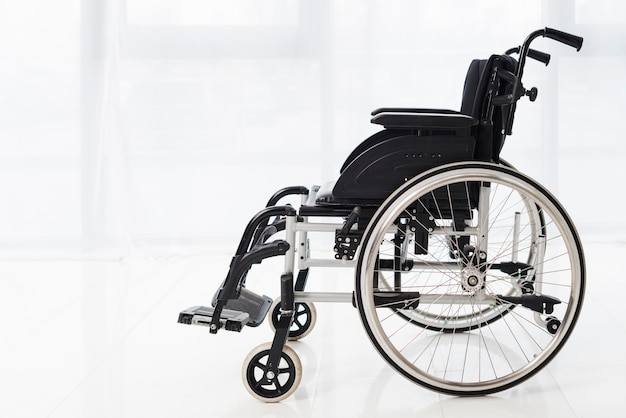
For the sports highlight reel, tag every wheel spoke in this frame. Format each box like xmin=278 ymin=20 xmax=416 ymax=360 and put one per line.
xmin=252 ymin=359 xmax=266 ymax=370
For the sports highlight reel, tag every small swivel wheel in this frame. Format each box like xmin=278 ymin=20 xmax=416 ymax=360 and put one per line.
xmin=546 ymin=316 xmax=561 ymax=335
xmin=269 ymin=298 xmax=317 ymax=341
xmin=242 ymin=342 xmax=302 ymax=402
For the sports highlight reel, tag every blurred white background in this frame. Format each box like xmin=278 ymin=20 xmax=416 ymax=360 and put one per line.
xmin=0 ymin=0 xmax=624 ymax=258
xmin=1 ymin=2 xmax=625 ymax=417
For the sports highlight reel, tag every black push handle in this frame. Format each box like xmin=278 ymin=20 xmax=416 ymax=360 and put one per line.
xmin=503 ymin=28 xmax=583 ymax=137
xmin=527 ymin=48 xmax=551 ymax=65
xmin=544 ymin=27 xmax=583 ymax=51
xmin=506 ymin=47 xmax=551 ymax=65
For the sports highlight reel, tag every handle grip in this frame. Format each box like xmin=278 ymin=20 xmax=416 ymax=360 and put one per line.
xmin=544 ymin=27 xmax=583 ymax=51
xmin=507 ymin=46 xmax=551 ymax=65
xmin=527 ymin=48 xmax=551 ymax=65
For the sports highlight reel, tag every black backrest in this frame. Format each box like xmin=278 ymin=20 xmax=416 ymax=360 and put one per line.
xmin=460 ymin=55 xmax=517 ymax=162
xmin=460 ymin=59 xmax=485 ymax=117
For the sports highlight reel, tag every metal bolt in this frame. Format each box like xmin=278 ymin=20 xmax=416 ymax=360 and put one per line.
xmin=266 ymin=371 xmax=276 ymax=380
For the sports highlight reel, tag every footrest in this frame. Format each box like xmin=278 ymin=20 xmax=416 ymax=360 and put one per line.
xmin=178 ymin=306 xmax=250 ymax=332
xmin=211 ymin=287 xmax=273 ymax=327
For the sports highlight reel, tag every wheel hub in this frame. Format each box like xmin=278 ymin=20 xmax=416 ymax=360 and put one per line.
xmin=460 ymin=266 xmax=485 ymax=294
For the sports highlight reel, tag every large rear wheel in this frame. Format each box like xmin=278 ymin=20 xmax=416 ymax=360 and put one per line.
xmin=355 ymin=162 xmax=585 ymax=395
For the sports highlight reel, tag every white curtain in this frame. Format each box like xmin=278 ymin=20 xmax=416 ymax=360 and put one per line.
xmin=1 ymin=0 xmax=624 ymax=258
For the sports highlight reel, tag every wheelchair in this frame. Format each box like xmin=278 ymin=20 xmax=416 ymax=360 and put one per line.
xmin=179 ymin=28 xmax=586 ymax=402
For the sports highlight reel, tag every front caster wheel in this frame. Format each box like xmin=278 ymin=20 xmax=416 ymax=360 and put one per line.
xmin=269 ymin=298 xmax=317 ymax=341
xmin=242 ymin=342 xmax=302 ymax=402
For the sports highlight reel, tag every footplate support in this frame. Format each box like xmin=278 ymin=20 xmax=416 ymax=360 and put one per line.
xmin=178 ymin=306 xmax=250 ymax=332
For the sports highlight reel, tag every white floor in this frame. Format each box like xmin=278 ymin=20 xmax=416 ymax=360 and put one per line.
xmin=0 ymin=239 xmax=624 ymax=418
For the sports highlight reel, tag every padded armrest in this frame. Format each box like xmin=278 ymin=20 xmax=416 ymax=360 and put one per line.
xmin=371 ymin=110 xmax=478 ymax=130
xmin=371 ymin=107 xmax=461 ymax=116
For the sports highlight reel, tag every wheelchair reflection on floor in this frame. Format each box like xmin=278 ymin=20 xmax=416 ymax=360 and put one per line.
xmin=178 ymin=28 xmax=586 ymax=402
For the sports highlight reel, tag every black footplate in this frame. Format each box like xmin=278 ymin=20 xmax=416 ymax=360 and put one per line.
xmin=211 ymin=288 xmax=273 ymax=327
xmin=179 ymin=288 xmax=273 ymax=333
xmin=178 ymin=306 xmax=250 ymax=332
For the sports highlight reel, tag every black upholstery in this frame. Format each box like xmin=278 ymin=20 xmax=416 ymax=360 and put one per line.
xmin=461 ymin=55 xmax=517 ymax=161
xmin=316 ymin=54 xmax=517 ymax=207
xmin=370 ymin=112 xmax=478 ymax=130
xmin=460 ymin=59 xmax=484 ymax=117
xmin=318 ymin=134 xmax=476 ymax=205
